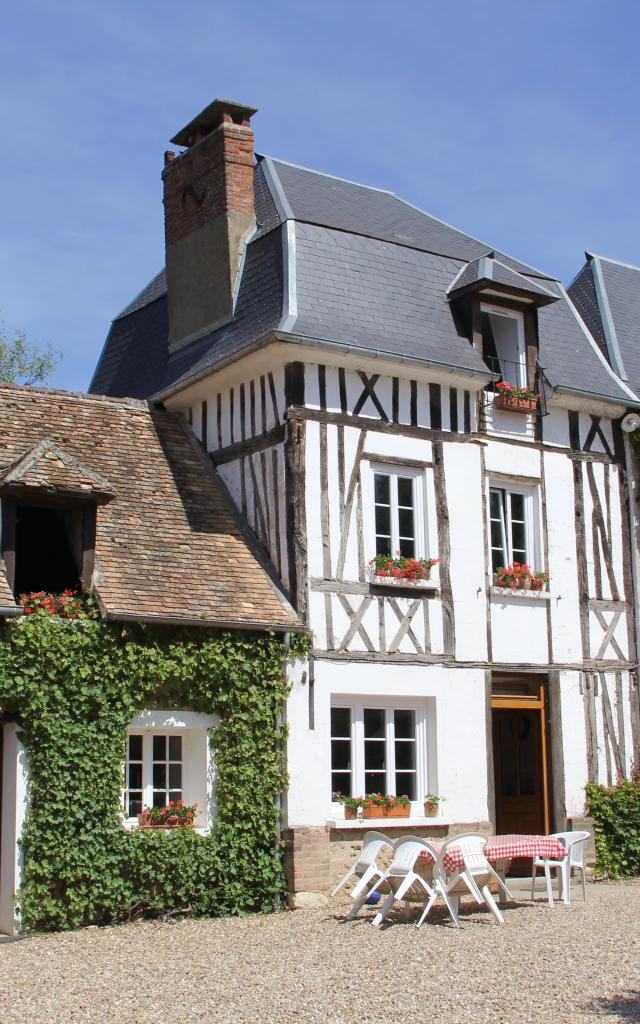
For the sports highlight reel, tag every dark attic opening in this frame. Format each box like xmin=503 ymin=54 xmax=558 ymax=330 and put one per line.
xmin=13 ymin=504 xmax=81 ymax=597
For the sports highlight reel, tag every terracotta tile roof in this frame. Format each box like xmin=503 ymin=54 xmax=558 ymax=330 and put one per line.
xmin=0 ymin=385 xmax=300 ymax=630
xmin=0 ymin=439 xmax=115 ymax=500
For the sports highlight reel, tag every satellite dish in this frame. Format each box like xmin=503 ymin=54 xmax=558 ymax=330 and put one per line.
xmin=621 ymin=413 xmax=640 ymax=433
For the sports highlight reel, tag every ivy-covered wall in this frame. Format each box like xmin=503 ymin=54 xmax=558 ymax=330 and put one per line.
xmin=0 ymin=605 xmax=304 ymax=932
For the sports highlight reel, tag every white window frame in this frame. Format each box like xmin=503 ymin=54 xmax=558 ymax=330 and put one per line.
xmin=122 ymin=709 xmax=218 ymax=830
xmin=487 ymin=479 xmax=541 ymax=571
xmin=364 ymin=463 xmax=428 ymax=563
xmin=481 ymin=303 xmax=527 ymax=388
xmin=330 ymin=698 xmax=430 ymax=810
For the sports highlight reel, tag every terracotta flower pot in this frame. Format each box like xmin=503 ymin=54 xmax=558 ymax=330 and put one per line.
xmin=424 ymin=802 xmax=439 ymax=817
xmin=343 ymin=806 xmax=358 ymax=820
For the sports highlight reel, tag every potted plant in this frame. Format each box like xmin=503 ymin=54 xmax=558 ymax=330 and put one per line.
xmin=424 ymin=793 xmax=445 ymax=817
xmin=332 ymin=793 xmax=366 ymax=820
xmin=369 ymin=553 xmax=438 ymax=586
xmin=494 ymin=381 xmax=539 ymax=413
xmin=530 ymin=570 xmax=550 ymax=591
xmin=363 ymin=794 xmax=411 ymax=819
xmin=138 ymin=800 xmax=198 ymax=829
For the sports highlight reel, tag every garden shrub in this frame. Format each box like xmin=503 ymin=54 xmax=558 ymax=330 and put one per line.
xmin=0 ymin=602 xmax=306 ymax=931
xmin=585 ymin=773 xmax=640 ymax=878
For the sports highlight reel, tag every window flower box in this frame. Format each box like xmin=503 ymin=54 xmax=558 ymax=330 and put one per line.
xmin=137 ymin=801 xmax=197 ymax=829
xmin=493 ymin=563 xmax=550 ymax=592
xmin=368 ymin=554 xmax=438 ymax=590
xmin=362 ymin=795 xmax=411 ymax=819
xmin=494 ymin=381 xmax=539 ymax=414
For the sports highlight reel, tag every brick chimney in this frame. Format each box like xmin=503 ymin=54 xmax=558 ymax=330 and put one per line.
xmin=162 ymin=99 xmax=258 ymax=350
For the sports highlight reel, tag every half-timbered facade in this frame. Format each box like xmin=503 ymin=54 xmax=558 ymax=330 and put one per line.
xmin=92 ymin=99 xmax=640 ymax=899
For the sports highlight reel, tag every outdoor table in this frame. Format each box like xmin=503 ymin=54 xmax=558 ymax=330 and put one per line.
xmin=417 ymin=834 xmax=568 ymax=904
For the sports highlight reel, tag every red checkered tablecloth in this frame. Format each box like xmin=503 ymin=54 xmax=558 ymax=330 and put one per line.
xmin=418 ymin=834 xmax=567 ymax=872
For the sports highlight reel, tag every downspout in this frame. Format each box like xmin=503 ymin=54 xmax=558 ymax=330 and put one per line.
xmin=275 ymin=630 xmax=291 ymax=910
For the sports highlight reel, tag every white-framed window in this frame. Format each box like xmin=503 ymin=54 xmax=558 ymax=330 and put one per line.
xmin=480 ymin=303 xmax=526 ymax=387
xmin=122 ymin=710 xmax=218 ymax=828
xmin=488 ymin=482 xmax=539 ymax=572
xmin=330 ymin=700 xmax=429 ymax=803
xmin=370 ymin=464 xmax=426 ymax=559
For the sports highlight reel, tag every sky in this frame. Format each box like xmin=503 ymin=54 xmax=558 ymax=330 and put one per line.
xmin=1 ymin=0 xmax=639 ymax=393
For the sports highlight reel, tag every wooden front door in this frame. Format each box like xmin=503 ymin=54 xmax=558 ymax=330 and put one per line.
xmin=492 ymin=679 xmax=550 ymax=839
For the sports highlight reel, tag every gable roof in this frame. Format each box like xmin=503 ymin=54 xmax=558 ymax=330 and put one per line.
xmin=0 ymin=385 xmax=299 ymax=630
xmin=91 ymin=156 xmax=636 ymax=410
xmin=568 ymin=253 xmax=640 ymax=395
xmin=446 ymin=253 xmax=559 ymax=305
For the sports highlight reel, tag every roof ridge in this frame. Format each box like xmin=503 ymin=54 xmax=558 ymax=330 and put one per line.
xmin=587 ymin=251 xmax=640 ymax=273
xmin=257 ymin=153 xmax=395 ymax=195
xmin=113 ymin=268 xmax=166 ymax=321
xmin=0 ymin=382 xmax=149 ymax=411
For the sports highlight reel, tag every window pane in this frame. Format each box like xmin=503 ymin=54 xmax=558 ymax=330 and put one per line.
xmin=331 ymin=772 xmax=352 ymax=797
xmin=168 ymin=735 xmax=182 ymax=761
xmin=490 ymin=521 xmax=504 ymax=548
xmin=374 ymin=474 xmax=390 ymax=504
xmin=398 ymin=508 xmax=414 ymax=540
xmin=365 ymin=772 xmax=386 ymax=795
xmin=153 ymin=763 xmax=166 ymax=789
xmin=168 ymin=791 xmax=182 ymax=804
xmin=394 ymin=710 xmax=415 ymax=739
xmin=128 ymin=763 xmax=142 ymax=789
xmin=397 ymin=477 xmax=414 ymax=508
xmin=395 ymin=773 xmax=416 ymax=800
xmin=511 ymin=522 xmax=526 ymax=555
xmin=374 ymin=504 xmax=391 ymax=537
xmin=331 ymin=708 xmax=351 ymax=737
xmin=153 ymin=735 xmax=166 ymax=761
xmin=364 ymin=741 xmax=386 ymax=770
xmin=376 ymin=536 xmax=392 ymax=557
xmin=152 ymin=790 xmax=166 ymax=808
xmin=510 ymin=493 xmax=525 ymax=521
xmin=492 ymin=548 xmax=506 ymax=572
xmin=489 ymin=490 xmax=502 ymax=518
xmin=169 ymin=764 xmax=182 ymax=789
xmin=128 ymin=735 xmax=142 ymax=761
xmin=331 ymin=740 xmax=351 ymax=771
xmin=364 ymin=708 xmax=385 ymax=738
xmin=395 ymin=743 xmax=416 ymax=771
xmin=128 ymin=794 xmax=143 ymax=817
xmin=398 ymin=537 xmax=415 ymax=557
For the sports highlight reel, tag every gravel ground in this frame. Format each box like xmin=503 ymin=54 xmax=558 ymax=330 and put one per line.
xmin=1 ymin=880 xmax=639 ymax=1024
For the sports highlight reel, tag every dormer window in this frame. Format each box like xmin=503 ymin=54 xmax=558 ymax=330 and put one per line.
xmin=13 ymin=504 xmax=82 ymax=596
xmin=480 ymin=304 xmax=526 ymax=386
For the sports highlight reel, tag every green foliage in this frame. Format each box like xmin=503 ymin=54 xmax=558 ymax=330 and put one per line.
xmin=0 ymin=320 xmax=61 ymax=385
xmin=586 ymin=773 xmax=640 ymax=878
xmin=0 ymin=605 xmax=296 ymax=931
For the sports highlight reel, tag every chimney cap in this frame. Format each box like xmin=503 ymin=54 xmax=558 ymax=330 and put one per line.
xmin=170 ymin=98 xmax=258 ymax=148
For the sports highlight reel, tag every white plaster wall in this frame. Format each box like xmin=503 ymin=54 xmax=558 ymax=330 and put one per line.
xmin=490 ymin=597 xmax=549 ymax=664
xmin=285 ymin=660 xmax=488 ymax=828
xmin=544 ymin=451 xmax=583 ymax=663
xmin=558 ymin=671 xmax=588 ymax=817
xmin=445 ymin=442 xmax=487 ymax=662
xmin=0 ymin=724 xmax=29 ymax=935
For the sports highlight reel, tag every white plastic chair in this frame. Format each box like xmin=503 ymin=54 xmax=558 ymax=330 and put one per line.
xmin=416 ymin=833 xmax=512 ymax=929
xmin=530 ymin=830 xmax=590 ymax=906
xmin=369 ymin=837 xmax=440 ymax=928
xmin=331 ymin=830 xmax=394 ymax=901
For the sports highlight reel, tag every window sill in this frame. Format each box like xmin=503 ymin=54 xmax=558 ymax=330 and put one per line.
xmin=327 ymin=816 xmax=454 ymax=830
xmin=490 ymin=586 xmax=552 ymax=602
xmin=368 ymin=578 xmax=439 ymax=594
xmin=122 ymin=819 xmax=210 ymax=836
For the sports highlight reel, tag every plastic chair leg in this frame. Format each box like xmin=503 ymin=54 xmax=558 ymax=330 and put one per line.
xmin=372 ymin=891 xmax=395 ymax=928
xmin=350 ymin=865 xmax=379 ymax=899
xmin=544 ymin=863 xmax=554 ymax=907
xmin=331 ymin=865 xmax=354 ymax=897
xmin=416 ymin=891 xmax=438 ymax=929
xmin=530 ymin=862 xmax=538 ymax=901
xmin=482 ymin=885 xmax=504 ymax=924
xmin=581 ymin=867 xmax=586 ymax=901
xmin=346 ymin=890 xmax=373 ymax=920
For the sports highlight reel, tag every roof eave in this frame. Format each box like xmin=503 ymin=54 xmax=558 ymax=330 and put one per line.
xmin=448 ymin=281 xmax=558 ymax=308
xmin=100 ymin=608 xmax=304 ymax=632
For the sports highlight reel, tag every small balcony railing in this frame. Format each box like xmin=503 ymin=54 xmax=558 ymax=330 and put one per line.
xmin=481 ymin=355 xmax=549 ymax=426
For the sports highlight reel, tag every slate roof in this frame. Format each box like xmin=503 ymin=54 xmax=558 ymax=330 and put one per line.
xmin=0 ymin=385 xmax=299 ymax=630
xmin=569 ymin=254 xmax=640 ymax=396
xmin=91 ymin=154 xmax=636 ymax=408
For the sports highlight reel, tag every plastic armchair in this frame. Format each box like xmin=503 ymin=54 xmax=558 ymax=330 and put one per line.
xmin=530 ymin=830 xmax=590 ymax=906
xmin=369 ymin=837 xmax=440 ymax=928
xmin=416 ymin=833 xmax=512 ymax=929
xmin=331 ymin=830 xmax=394 ymax=900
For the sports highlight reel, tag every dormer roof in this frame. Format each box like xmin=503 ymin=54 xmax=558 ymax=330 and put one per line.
xmin=446 ymin=252 xmax=559 ymax=307
xmin=0 ymin=439 xmax=115 ymax=503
